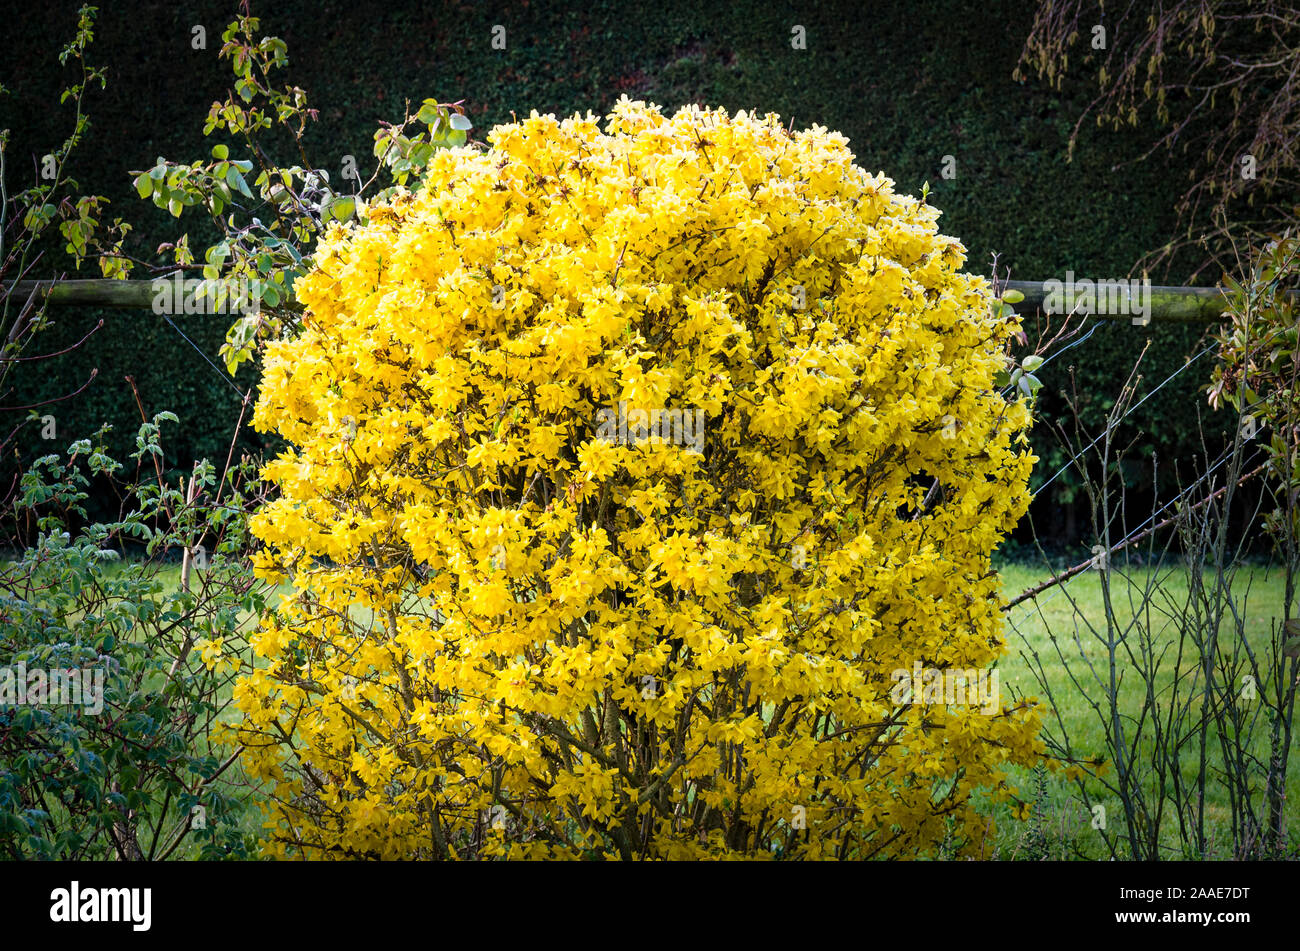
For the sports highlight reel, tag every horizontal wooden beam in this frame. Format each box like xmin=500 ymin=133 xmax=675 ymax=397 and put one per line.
xmin=998 ymin=280 xmax=1285 ymax=325
xmin=6 ymin=278 xmax=161 ymax=309
xmin=3 ymin=276 xmax=1294 ymax=323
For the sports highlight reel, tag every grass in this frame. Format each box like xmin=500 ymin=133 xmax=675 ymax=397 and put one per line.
xmin=987 ymin=557 xmax=1298 ymax=859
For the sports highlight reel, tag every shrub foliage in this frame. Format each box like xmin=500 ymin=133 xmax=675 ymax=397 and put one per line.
xmin=235 ymin=99 xmax=1042 ymax=858
xmin=0 ymin=419 xmax=265 ymax=859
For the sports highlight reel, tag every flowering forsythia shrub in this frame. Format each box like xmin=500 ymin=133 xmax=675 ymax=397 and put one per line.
xmin=234 ymin=98 xmax=1042 ymax=859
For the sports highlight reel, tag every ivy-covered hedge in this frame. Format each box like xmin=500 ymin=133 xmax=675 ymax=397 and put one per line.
xmin=5 ymin=308 xmax=272 ymax=524
xmin=3 ymin=0 xmax=1230 ymax=541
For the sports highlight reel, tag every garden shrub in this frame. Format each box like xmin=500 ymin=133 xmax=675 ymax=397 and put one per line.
xmin=235 ymin=98 xmax=1043 ymax=859
xmin=0 ymin=418 xmax=266 ymax=859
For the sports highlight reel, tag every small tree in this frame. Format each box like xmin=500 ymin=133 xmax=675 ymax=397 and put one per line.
xmin=1210 ymin=229 xmax=1300 ymax=851
xmin=235 ymin=100 xmax=1044 ymax=859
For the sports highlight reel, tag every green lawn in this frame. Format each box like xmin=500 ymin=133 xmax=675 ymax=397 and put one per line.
xmin=988 ymin=557 xmax=1298 ymax=859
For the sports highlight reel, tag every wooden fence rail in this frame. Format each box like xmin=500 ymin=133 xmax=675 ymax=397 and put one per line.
xmin=3 ymin=276 xmax=1296 ymax=323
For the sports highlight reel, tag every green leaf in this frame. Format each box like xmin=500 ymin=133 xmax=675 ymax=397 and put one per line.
xmin=211 ymin=143 xmax=229 ymax=161
xmin=417 ymin=103 xmax=442 ymax=126
xmin=134 ymin=174 xmax=153 ymax=199
xmin=226 ymin=168 xmax=253 ymax=198
xmin=1001 ymin=289 xmax=1025 ymax=304
xmin=327 ymin=196 xmax=356 ymax=222
xmin=449 ymin=113 xmax=473 ymax=132
xmin=1284 ymin=619 xmax=1300 ymax=659
xmin=1021 ymin=355 xmax=1044 ymax=372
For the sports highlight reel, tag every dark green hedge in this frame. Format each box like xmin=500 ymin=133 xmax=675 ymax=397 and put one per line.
xmin=2 ymin=0 xmax=1238 ymax=542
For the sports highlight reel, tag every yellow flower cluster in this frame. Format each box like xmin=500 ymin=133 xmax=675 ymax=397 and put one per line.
xmin=236 ymin=98 xmax=1042 ymax=859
